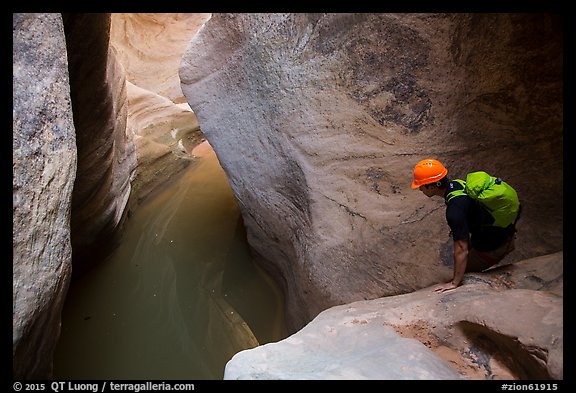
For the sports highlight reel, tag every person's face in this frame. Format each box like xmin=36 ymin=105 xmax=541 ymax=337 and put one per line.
xmin=419 ymin=184 xmax=435 ymax=198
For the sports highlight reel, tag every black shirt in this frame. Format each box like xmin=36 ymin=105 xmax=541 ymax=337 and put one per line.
xmin=444 ymin=180 xmax=513 ymax=252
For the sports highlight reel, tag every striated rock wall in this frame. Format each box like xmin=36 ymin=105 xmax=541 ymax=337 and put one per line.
xmin=110 ymin=13 xmax=211 ymax=104
xmin=110 ymin=13 xmax=209 ymax=203
xmin=62 ymin=13 xmax=137 ymax=277
xmin=124 ymin=81 xmax=203 ymax=204
xmin=13 ymin=13 xmax=210 ymax=379
xmin=13 ymin=13 xmax=77 ymax=379
xmin=180 ymin=13 xmax=563 ymax=332
xmin=13 ymin=12 xmax=562 ymax=378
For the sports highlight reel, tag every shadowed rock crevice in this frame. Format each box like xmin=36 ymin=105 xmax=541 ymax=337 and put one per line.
xmin=457 ymin=321 xmax=551 ymax=380
xmin=62 ymin=13 xmax=137 ymax=278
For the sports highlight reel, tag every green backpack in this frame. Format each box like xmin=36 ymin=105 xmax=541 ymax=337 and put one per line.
xmin=448 ymin=171 xmax=520 ymax=228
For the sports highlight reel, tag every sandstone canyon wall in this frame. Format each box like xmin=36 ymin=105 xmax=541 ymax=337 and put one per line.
xmin=180 ymin=13 xmax=563 ymax=332
xmin=110 ymin=13 xmax=211 ymax=104
xmin=14 ymin=12 xmax=137 ymax=378
xmin=109 ymin=13 xmax=210 ymax=204
xmin=62 ymin=13 xmax=137 ymax=277
xmin=13 ymin=13 xmax=211 ymax=377
xmin=13 ymin=12 xmax=562 ymax=379
xmin=225 ymin=251 xmax=563 ymax=380
xmin=13 ymin=13 xmax=77 ymax=379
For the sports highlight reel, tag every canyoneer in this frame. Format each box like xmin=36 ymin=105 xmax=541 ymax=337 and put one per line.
xmin=411 ymin=158 xmax=521 ymax=293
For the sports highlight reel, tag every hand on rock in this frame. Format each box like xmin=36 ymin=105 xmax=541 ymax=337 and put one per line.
xmin=433 ymin=282 xmax=458 ymax=293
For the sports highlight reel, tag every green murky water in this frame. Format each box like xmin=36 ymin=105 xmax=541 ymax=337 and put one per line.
xmin=53 ymin=142 xmax=286 ymax=379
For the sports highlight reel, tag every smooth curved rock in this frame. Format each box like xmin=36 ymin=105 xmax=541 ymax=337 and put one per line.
xmin=62 ymin=13 xmax=137 ymax=277
xmin=110 ymin=13 xmax=209 ymax=204
xmin=110 ymin=13 xmax=211 ymax=103
xmin=181 ymin=13 xmax=563 ymax=332
xmin=13 ymin=13 xmax=209 ymax=379
xmin=226 ymin=319 xmax=464 ymax=380
xmin=225 ymin=252 xmax=562 ymax=380
xmin=13 ymin=13 xmax=77 ymax=379
xmin=125 ymin=81 xmax=203 ymax=204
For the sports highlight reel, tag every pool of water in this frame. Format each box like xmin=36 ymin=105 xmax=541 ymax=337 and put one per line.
xmin=53 ymin=142 xmax=287 ymax=380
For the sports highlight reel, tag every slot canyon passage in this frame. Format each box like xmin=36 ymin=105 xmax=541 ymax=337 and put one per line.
xmin=13 ymin=13 xmax=562 ymax=380
xmin=53 ymin=141 xmax=287 ymax=379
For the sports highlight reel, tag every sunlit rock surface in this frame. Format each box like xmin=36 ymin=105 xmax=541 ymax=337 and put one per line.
xmin=110 ymin=13 xmax=211 ymax=103
xmin=110 ymin=13 xmax=209 ymax=203
xmin=125 ymin=81 xmax=202 ymax=204
xmin=181 ymin=13 xmax=563 ymax=332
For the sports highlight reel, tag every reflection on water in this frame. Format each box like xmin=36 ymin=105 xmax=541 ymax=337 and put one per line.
xmin=54 ymin=142 xmax=286 ymax=380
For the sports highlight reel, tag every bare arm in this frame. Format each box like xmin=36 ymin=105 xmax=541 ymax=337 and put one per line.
xmin=433 ymin=238 xmax=469 ymax=293
xmin=451 ymin=238 xmax=468 ymax=285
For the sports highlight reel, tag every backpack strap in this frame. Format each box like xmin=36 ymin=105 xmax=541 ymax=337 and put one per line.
xmin=445 ymin=179 xmax=467 ymax=203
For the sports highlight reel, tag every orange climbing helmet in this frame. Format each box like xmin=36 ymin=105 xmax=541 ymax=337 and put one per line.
xmin=411 ymin=159 xmax=448 ymax=189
